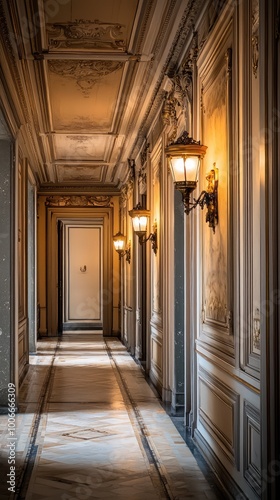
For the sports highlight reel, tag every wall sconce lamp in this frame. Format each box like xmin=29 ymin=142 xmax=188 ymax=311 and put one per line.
xmin=165 ymin=131 xmax=218 ymax=233
xmin=113 ymin=231 xmax=131 ymax=264
xmin=128 ymin=204 xmax=157 ymax=254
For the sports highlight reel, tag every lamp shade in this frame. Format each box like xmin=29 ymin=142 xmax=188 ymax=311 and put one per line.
xmin=128 ymin=205 xmax=150 ymax=236
xmin=169 ymin=155 xmax=200 ymax=184
xmin=113 ymin=231 xmax=126 ymax=252
xmin=165 ymin=131 xmax=207 ymax=189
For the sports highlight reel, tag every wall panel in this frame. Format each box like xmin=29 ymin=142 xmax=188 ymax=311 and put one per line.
xmin=198 ymin=367 xmax=240 ymax=467
xmin=149 ymin=140 xmax=163 ymax=391
xmin=18 ymin=155 xmax=28 ymax=382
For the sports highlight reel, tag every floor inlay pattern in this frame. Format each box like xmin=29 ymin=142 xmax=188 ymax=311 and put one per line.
xmin=0 ymin=335 xmax=221 ymax=499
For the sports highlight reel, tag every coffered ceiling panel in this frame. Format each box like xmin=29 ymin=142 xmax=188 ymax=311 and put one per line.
xmin=5 ymin=0 xmax=201 ymax=189
xmin=56 ymin=165 xmax=104 ymax=183
xmin=48 ymin=60 xmax=124 ymax=132
xmin=52 ymin=134 xmax=115 ymax=162
xmin=43 ymin=0 xmax=138 ymax=54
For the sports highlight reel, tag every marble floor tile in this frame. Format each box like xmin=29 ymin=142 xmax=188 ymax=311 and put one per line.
xmin=0 ymin=335 xmax=222 ymax=500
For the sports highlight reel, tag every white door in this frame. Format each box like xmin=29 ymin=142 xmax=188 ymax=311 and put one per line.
xmin=63 ymin=223 xmax=103 ymax=332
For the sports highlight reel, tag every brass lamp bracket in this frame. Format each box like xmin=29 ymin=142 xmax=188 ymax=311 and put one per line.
xmin=185 ymin=166 xmax=218 ymax=233
xmin=118 ymin=244 xmax=131 ymax=264
xmin=139 ymin=222 xmax=157 ymax=254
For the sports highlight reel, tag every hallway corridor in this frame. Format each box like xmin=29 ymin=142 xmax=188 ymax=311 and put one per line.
xmin=1 ymin=336 xmax=223 ymax=500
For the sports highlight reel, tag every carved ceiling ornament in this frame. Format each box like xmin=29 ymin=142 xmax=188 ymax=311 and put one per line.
xmin=66 ymin=135 xmax=90 ymax=143
xmin=45 ymin=195 xmax=112 ymax=207
xmin=190 ymin=30 xmax=199 ymax=63
xmin=46 ymin=19 xmax=126 ymax=52
xmin=48 ymin=60 xmax=123 ymax=97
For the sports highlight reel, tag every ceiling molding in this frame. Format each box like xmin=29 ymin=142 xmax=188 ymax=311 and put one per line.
xmin=0 ymin=0 xmax=208 ymax=190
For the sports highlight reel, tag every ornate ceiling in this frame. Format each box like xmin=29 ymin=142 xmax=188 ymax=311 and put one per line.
xmin=1 ymin=0 xmax=204 ymax=192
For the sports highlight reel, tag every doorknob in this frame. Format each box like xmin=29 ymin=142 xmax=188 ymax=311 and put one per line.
xmin=80 ymin=265 xmax=87 ymax=273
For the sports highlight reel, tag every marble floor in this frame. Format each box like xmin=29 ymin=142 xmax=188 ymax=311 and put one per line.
xmin=0 ymin=335 xmax=225 ymax=499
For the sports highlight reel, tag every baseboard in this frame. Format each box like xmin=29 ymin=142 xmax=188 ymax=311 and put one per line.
xmin=194 ymin=428 xmax=246 ymax=500
xmin=62 ymin=323 xmax=102 ymax=331
xmin=149 ymin=369 xmax=163 ymax=396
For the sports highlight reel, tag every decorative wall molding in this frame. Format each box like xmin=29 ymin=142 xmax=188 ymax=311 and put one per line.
xmin=138 ymin=161 xmax=147 ymax=195
xmin=253 ymin=308 xmax=260 ymax=352
xmin=131 ymin=0 xmax=206 ymax=157
xmin=194 ymin=430 xmax=245 ymax=500
xmin=173 ymin=58 xmax=193 ymax=128
xmin=170 ymin=60 xmax=193 ymax=108
xmin=162 ymin=86 xmax=178 ymax=142
xmin=162 ymin=48 xmax=194 ymax=139
xmin=150 ymin=325 xmax=163 ymax=392
xmin=252 ymin=34 xmax=259 ymax=78
xmin=243 ymin=401 xmax=261 ymax=495
xmin=45 ymin=195 xmax=112 ymax=207
xmin=197 ymin=15 xmax=235 ymax=365
xmin=120 ymin=180 xmax=133 ymax=210
xmin=46 ymin=19 xmax=126 ymax=52
xmin=133 ymin=0 xmax=156 ymax=54
xmin=44 ymin=207 xmax=113 ymax=335
xmin=198 ymin=366 xmax=240 ymax=468
xmin=240 ymin=0 xmax=261 ymax=379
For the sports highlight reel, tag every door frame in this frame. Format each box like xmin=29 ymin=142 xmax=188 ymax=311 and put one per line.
xmin=46 ymin=207 xmax=113 ymax=336
xmin=61 ymin=220 xmax=103 ymax=331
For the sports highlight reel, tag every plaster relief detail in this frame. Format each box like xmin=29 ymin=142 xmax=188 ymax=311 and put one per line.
xmin=56 ymin=165 xmax=103 ymax=183
xmin=45 ymin=195 xmax=112 ymax=207
xmin=48 ymin=60 xmax=123 ymax=97
xmin=66 ymin=135 xmax=90 ymax=143
xmin=120 ymin=180 xmax=133 ymax=209
xmin=253 ymin=308 xmax=260 ymax=352
xmin=162 ymin=54 xmax=193 ymax=140
xmin=173 ymin=59 xmax=193 ymax=129
xmin=162 ymin=86 xmax=177 ymax=143
xmin=46 ymin=19 xmax=126 ymax=52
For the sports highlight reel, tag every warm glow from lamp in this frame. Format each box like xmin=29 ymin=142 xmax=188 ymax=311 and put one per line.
xmin=113 ymin=232 xmax=126 ymax=252
xmin=132 ymin=215 xmax=148 ymax=234
xmin=128 ymin=204 xmax=157 ymax=254
xmin=128 ymin=205 xmax=151 ymax=236
xmin=170 ymin=155 xmax=200 ymax=184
